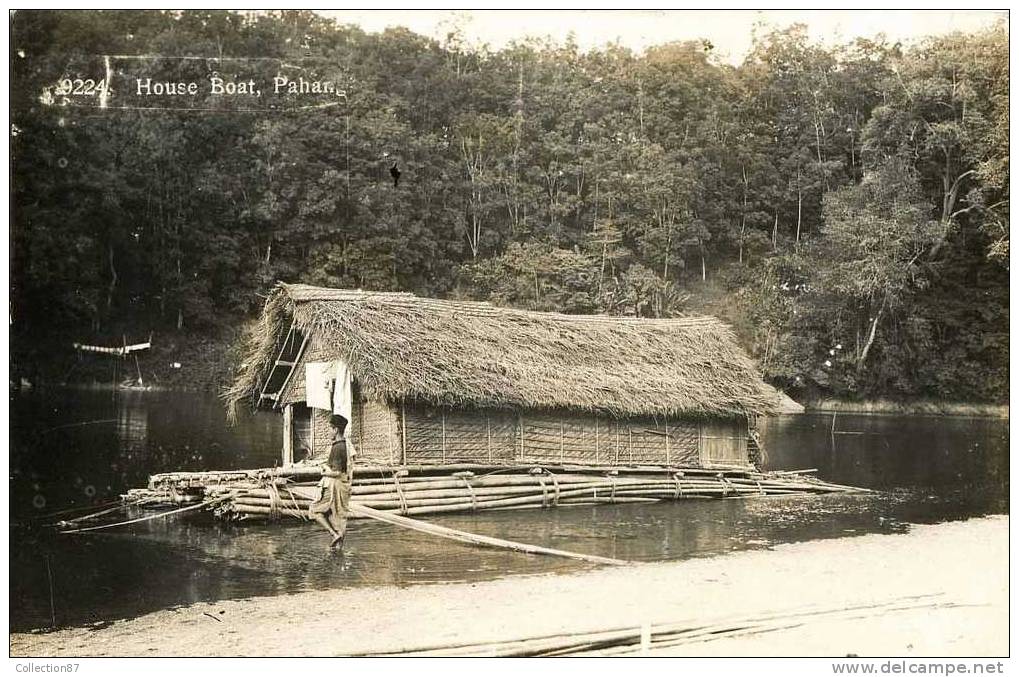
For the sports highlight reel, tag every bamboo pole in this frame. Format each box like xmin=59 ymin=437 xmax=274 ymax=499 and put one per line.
xmin=282 ymin=404 xmax=294 ymax=466
xmin=664 ymin=418 xmax=670 ymax=466
xmin=180 ymin=472 xmax=857 ymax=502
xmin=216 ymin=472 xmax=857 ymax=510
xmin=388 ymin=406 xmax=395 ymax=462
xmin=148 ymin=461 xmax=769 ymax=487
xmin=59 ymin=495 xmax=230 ymax=533
xmin=366 ymin=595 xmax=947 ymax=657
xmin=559 ymin=418 xmax=564 ymax=465
xmin=350 ymin=503 xmax=628 ymax=566
xmin=401 ymin=402 xmax=407 ymax=466
xmin=518 ymin=413 xmax=524 ymax=461
xmin=440 ymin=409 xmax=446 ymax=463
xmin=228 ymin=505 xmax=312 ymax=519
xmin=48 ymin=496 xmax=154 ymax=527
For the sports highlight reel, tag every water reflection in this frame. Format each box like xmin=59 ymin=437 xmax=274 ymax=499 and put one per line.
xmin=116 ymin=395 xmax=149 ymax=458
xmin=760 ymin=414 xmax=1009 ymax=515
xmin=8 ymin=390 xmax=1009 ymax=631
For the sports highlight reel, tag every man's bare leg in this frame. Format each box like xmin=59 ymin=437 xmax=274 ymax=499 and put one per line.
xmin=312 ymin=513 xmax=339 ymax=549
xmin=327 ymin=512 xmax=347 ymax=550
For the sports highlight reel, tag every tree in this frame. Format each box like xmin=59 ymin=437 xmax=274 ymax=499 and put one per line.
xmin=8 ymin=10 xmax=1009 ymax=402
xmin=863 ymin=24 xmax=1008 ymax=263
xmin=813 ymin=160 xmax=944 ymax=371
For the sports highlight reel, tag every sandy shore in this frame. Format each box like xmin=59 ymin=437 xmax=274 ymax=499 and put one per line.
xmin=11 ymin=515 xmax=1007 ymax=657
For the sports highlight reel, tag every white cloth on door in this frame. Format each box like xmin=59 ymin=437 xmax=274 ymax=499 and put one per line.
xmin=307 ymin=359 xmax=353 ymax=415
xmin=306 ymin=359 xmax=356 ymax=459
xmin=332 ymin=360 xmax=357 ymax=459
xmin=332 ymin=360 xmax=353 ymax=422
xmin=305 ymin=361 xmax=334 ymax=410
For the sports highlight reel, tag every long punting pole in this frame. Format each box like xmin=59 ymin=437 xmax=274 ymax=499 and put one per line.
xmin=350 ymin=503 xmax=629 ymax=566
xmin=57 ymin=495 xmax=230 ymax=534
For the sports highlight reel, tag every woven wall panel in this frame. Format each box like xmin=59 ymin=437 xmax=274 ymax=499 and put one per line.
xmin=487 ymin=412 xmax=518 ymax=463
xmin=305 ymin=397 xmax=397 ymax=465
xmin=357 ymin=400 xmax=397 ymax=465
xmin=394 ymin=402 xmax=747 ymax=468
xmin=350 ymin=398 xmax=363 ymax=455
xmin=668 ymin=422 xmax=701 ymax=466
xmin=402 ymin=406 xmax=444 ymax=464
xmin=623 ymin=422 xmax=666 ymax=465
xmin=519 ymin=415 xmax=563 ymax=464
xmin=402 ymin=405 xmax=516 ymax=464
xmin=562 ymin=418 xmax=599 ymax=463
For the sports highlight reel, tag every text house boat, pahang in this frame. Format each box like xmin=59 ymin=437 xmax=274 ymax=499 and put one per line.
xmin=133 ymin=283 xmax=857 ymax=521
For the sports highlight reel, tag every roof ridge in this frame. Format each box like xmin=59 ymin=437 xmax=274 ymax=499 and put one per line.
xmin=279 ymin=282 xmax=725 ymax=326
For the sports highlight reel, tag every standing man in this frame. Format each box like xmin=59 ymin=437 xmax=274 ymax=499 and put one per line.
xmin=309 ymin=414 xmax=353 ymax=551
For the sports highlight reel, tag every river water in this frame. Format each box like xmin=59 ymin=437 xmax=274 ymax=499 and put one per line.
xmin=9 ymin=389 xmax=1008 ymax=631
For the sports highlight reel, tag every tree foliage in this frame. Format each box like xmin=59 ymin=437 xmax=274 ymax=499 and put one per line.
xmin=10 ymin=11 xmax=1008 ymax=401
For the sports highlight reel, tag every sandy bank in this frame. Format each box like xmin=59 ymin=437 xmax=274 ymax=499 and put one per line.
xmin=10 ymin=516 xmax=1007 ymax=657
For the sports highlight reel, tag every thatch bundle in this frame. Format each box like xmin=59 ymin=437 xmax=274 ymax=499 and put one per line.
xmin=225 ymin=283 xmax=780 ymax=422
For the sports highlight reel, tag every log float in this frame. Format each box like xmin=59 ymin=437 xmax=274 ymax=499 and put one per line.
xmin=125 ymin=464 xmax=868 ymax=521
xmin=78 ymin=464 xmax=869 ymax=566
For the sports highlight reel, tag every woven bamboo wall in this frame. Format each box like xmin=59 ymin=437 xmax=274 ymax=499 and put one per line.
xmin=288 ymin=397 xmax=749 ymax=469
xmin=398 ymin=403 xmax=728 ymax=468
xmin=516 ymin=412 xmax=701 ymax=467
xmin=352 ymin=398 xmax=399 ymax=465
xmin=401 ymin=405 xmax=517 ymax=464
xmin=272 ymin=335 xmax=751 ymax=469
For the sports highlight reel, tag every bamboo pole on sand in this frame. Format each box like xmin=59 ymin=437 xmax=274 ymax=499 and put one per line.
xmin=360 ymin=594 xmax=950 ymax=657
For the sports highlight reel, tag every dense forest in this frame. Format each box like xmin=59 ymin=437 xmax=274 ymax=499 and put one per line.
xmin=10 ymin=10 xmax=1009 ymax=402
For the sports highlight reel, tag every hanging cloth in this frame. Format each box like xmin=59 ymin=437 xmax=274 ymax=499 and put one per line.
xmin=332 ymin=360 xmax=353 ymax=422
xmin=332 ymin=359 xmax=357 ymax=461
xmin=307 ymin=359 xmax=357 ymax=460
xmin=305 ymin=361 xmax=334 ymax=410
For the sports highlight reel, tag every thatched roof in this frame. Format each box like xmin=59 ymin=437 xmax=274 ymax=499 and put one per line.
xmin=225 ymin=283 xmax=780 ymax=421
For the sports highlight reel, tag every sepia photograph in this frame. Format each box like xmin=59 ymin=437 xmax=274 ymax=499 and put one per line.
xmin=6 ymin=7 xmax=1010 ymax=667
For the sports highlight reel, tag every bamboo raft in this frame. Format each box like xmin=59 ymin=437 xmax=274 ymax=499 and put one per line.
xmin=122 ymin=463 xmax=865 ymax=522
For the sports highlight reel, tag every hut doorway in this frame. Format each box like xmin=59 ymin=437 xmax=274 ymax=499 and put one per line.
xmin=283 ymin=403 xmax=314 ymax=464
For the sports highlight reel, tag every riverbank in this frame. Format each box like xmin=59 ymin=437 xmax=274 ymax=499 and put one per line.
xmin=11 ymin=328 xmax=242 ymax=393
xmin=803 ymin=399 xmax=1008 ymax=418
xmin=10 ymin=515 xmax=1007 ymax=657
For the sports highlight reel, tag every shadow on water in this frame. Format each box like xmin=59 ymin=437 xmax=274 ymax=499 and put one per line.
xmin=9 ymin=389 xmax=1009 ymax=631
